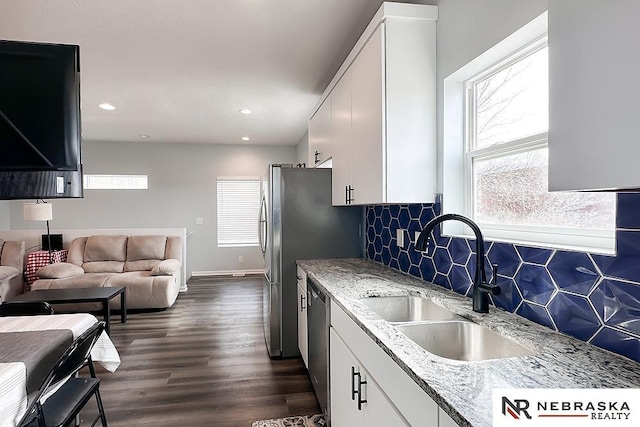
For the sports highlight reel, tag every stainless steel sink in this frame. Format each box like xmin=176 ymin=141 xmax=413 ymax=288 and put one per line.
xmin=395 ymin=321 xmax=537 ymax=362
xmin=359 ymin=296 xmax=467 ymax=323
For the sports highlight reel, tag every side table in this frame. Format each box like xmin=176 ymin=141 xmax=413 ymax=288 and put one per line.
xmin=24 ymin=250 xmax=68 ymax=290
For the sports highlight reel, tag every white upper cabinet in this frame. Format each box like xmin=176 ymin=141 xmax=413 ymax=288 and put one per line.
xmin=310 ymin=2 xmax=438 ymax=206
xmin=308 ymin=95 xmax=332 ymax=167
xmin=549 ymin=0 xmax=640 ymax=191
xmin=331 ymin=71 xmax=353 ymax=205
xmin=350 ymin=24 xmax=385 ymax=205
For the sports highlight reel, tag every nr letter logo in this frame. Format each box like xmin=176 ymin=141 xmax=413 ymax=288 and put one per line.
xmin=502 ymin=397 xmax=532 ymax=420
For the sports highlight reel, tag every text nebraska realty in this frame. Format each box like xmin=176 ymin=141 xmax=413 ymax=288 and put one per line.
xmin=504 ymin=397 xmax=631 ymax=420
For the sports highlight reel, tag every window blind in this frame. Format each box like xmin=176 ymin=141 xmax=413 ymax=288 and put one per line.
xmin=217 ymin=177 xmax=260 ymax=247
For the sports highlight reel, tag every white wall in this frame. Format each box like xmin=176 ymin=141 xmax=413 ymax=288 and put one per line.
xmin=295 ymin=132 xmax=309 ymax=167
xmin=1 ymin=140 xmax=295 ymax=279
xmin=0 ymin=202 xmax=9 ymax=229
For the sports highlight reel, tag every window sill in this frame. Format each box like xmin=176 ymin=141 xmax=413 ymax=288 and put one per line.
xmin=442 ymin=226 xmax=615 ymax=256
xmin=217 ymin=243 xmax=259 ymax=248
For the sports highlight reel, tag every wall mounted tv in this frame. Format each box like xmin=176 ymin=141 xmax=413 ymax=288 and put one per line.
xmin=0 ymin=40 xmax=83 ymax=199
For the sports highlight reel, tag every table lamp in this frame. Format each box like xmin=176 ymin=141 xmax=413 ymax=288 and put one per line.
xmin=23 ymin=201 xmax=53 ymax=261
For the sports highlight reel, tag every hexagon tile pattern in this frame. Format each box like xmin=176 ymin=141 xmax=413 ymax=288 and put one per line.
xmin=365 ymin=193 xmax=640 ymax=363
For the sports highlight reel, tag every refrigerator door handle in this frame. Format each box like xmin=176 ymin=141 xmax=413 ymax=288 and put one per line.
xmin=258 ymin=193 xmax=268 ymax=258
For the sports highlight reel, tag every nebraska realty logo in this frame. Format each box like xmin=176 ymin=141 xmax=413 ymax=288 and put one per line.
xmin=493 ymin=389 xmax=640 ymax=426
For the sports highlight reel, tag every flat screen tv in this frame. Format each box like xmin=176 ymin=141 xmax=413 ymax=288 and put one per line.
xmin=0 ymin=39 xmax=83 ymax=199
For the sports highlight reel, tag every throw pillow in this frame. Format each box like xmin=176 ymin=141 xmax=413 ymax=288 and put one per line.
xmin=150 ymin=259 xmax=181 ymax=276
xmin=36 ymin=263 xmax=85 ymax=279
xmin=0 ymin=266 xmax=19 ymax=281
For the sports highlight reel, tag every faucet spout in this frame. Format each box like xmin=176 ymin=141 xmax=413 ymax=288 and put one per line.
xmin=416 ymin=213 xmax=500 ymax=313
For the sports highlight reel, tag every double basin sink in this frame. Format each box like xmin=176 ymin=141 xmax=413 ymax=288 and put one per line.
xmin=359 ymin=296 xmax=536 ymax=362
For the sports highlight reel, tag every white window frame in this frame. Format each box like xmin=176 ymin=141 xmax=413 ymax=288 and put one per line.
xmin=83 ymin=174 xmax=148 ymax=190
xmin=442 ymin=12 xmax=615 ymax=254
xmin=216 ymin=176 xmax=261 ymax=248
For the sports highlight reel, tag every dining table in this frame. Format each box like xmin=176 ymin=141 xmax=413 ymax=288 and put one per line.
xmin=0 ymin=313 xmax=121 ymax=427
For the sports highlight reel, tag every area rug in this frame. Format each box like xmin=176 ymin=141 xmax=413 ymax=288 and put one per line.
xmin=251 ymin=414 xmax=326 ymax=427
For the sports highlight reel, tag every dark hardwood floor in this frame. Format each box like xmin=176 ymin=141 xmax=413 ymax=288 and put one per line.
xmin=85 ymin=276 xmax=320 ymax=426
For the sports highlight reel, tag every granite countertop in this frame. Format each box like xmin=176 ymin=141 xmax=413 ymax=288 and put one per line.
xmin=297 ymin=258 xmax=640 ymax=427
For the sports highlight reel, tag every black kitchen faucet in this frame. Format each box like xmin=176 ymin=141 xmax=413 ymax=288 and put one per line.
xmin=416 ymin=213 xmax=501 ymax=313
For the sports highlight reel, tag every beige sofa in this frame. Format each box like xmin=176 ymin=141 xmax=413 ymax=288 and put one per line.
xmin=32 ymin=235 xmax=182 ymax=309
xmin=0 ymin=240 xmax=26 ymax=303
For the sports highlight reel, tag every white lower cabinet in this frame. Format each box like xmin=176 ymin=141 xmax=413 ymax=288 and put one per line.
xmin=296 ymin=267 xmax=308 ymax=368
xmin=438 ymin=409 xmax=458 ymax=427
xmin=330 ymin=328 xmax=408 ymax=426
xmin=330 ymin=303 xmax=440 ymax=426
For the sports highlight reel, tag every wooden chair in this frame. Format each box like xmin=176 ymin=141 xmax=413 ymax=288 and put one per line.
xmin=0 ymin=301 xmax=54 ymax=316
xmin=19 ymin=321 xmax=108 ymax=427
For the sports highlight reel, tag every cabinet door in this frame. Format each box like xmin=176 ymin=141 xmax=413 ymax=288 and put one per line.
xmin=296 ymin=267 xmax=308 ymax=367
xmin=331 ymin=327 xmax=409 ymax=427
xmin=296 ymin=283 xmax=308 ymax=367
xmin=549 ymin=0 xmax=640 ymax=191
xmin=331 ymin=71 xmax=353 ymax=206
xmin=362 ymin=373 xmax=410 ymax=427
xmin=350 ymin=24 xmax=384 ymax=204
xmin=330 ymin=327 xmax=362 ymax=426
xmin=439 ymin=408 xmax=459 ymax=427
xmin=308 ymin=95 xmax=332 ymax=167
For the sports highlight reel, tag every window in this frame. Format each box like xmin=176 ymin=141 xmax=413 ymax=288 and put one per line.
xmin=443 ymin=13 xmax=615 ymax=253
xmin=217 ymin=177 xmax=261 ymax=247
xmin=83 ymin=174 xmax=148 ymax=190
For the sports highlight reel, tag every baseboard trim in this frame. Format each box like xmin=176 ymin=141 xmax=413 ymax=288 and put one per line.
xmin=191 ymin=269 xmax=265 ymax=278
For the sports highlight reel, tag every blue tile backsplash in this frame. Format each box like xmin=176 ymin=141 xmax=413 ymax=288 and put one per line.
xmin=365 ymin=193 xmax=640 ymax=363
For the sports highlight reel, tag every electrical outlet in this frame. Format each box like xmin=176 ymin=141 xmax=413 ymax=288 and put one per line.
xmin=396 ymin=229 xmax=404 ymax=248
xmin=195 ymin=217 xmax=204 ymax=225
xmin=56 ymin=176 xmax=64 ymax=193
xmin=238 ymin=256 xmax=244 ymax=263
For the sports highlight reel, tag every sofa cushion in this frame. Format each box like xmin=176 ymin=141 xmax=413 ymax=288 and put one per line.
xmin=84 ymin=235 xmax=128 ymax=262
xmin=165 ymin=236 xmax=182 ymax=261
xmin=104 ymin=271 xmax=178 ymax=309
xmin=1 ymin=241 xmax=26 ymax=271
xmin=36 ymin=263 xmax=84 ymax=279
xmin=127 ymin=235 xmax=167 ymax=261
xmin=33 ymin=273 xmax=117 ymax=290
xmin=67 ymin=237 xmax=88 ymax=266
xmin=124 ymin=259 xmax=161 ymax=272
xmin=0 ymin=266 xmax=19 ymax=281
xmin=82 ymin=261 xmax=125 ymax=273
xmin=151 ymin=259 xmax=181 ymax=276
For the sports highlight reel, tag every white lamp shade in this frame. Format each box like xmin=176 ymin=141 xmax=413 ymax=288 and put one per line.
xmin=23 ymin=202 xmax=53 ymax=221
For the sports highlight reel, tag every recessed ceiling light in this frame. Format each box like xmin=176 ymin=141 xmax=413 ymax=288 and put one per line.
xmin=242 ymin=136 xmax=250 ymax=141
xmin=239 ymin=109 xmax=252 ymax=115
xmin=139 ymin=134 xmax=150 ymax=139
xmin=98 ymin=103 xmax=116 ymax=111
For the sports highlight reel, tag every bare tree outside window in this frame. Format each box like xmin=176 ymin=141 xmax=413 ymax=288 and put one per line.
xmin=468 ymin=45 xmax=615 ymax=231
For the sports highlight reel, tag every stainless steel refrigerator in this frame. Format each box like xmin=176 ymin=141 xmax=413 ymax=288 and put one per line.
xmin=259 ymin=164 xmax=363 ymax=358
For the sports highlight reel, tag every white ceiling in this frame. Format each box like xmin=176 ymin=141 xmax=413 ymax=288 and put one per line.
xmin=0 ymin=0 xmax=388 ymax=146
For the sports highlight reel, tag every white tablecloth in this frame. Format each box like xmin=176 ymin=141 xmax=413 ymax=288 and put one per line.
xmin=0 ymin=314 xmax=121 ymax=427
